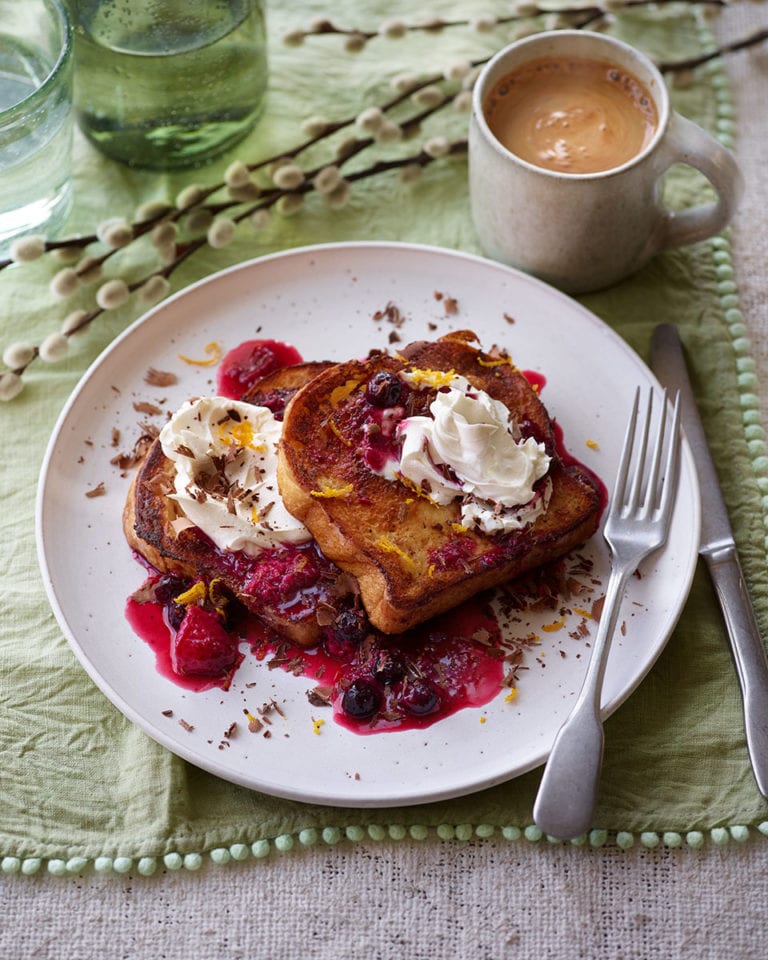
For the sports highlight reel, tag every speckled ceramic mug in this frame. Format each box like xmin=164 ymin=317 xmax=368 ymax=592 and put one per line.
xmin=469 ymin=30 xmax=743 ymax=293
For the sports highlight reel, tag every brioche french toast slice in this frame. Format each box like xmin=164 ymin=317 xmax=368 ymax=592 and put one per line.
xmin=124 ymin=360 xmax=348 ymax=646
xmin=277 ymin=330 xmax=602 ymax=634
xmin=240 ymin=360 xmax=335 ymax=415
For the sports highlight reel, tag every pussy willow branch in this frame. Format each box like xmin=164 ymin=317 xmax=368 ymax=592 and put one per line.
xmin=4 ymin=89 xmax=466 ymax=379
xmin=0 ymin=57 xmax=463 ymax=274
xmin=657 ymin=25 xmax=768 ymax=72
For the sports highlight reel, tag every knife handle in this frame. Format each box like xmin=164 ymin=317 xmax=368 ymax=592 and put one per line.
xmin=704 ymin=543 xmax=768 ymax=797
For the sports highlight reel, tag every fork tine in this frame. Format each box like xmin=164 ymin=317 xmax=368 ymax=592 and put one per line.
xmin=657 ymin=390 xmax=682 ymax=519
xmin=626 ymin=388 xmax=652 ymax=513
xmin=642 ymin=388 xmax=668 ymax=517
xmin=613 ymin=387 xmax=640 ymax=510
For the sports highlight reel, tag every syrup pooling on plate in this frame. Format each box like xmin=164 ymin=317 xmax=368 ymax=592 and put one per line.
xmin=217 ymin=338 xmax=303 ymax=399
xmin=125 ymin=338 xmax=604 ymax=733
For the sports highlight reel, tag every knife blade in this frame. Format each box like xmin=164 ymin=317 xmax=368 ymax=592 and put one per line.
xmin=651 ymin=322 xmax=768 ymax=797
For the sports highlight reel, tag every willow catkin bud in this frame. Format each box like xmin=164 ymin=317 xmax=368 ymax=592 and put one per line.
xmin=60 ymin=309 xmax=89 ymax=335
xmin=97 ymin=217 xmax=133 ymax=249
xmin=50 ymin=268 xmax=81 ymax=299
xmin=182 ymin=207 xmax=214 ymax=235
xmin=227 ymin=182 xmax=261 ymax=203
xmin=52 ymin=245 xmax=84 ymax=264
xmin=399 ymin=163 xmax=423 ymax=184
xmin=77 ymin=256 xmax=103 ymax=284
xmin=325 ymin=180 xmax=351 ymax=210
xmin=2 ymin=342 xmax=36 ymax=368
xmin=151 ymin=222 xmax=178 ymax=247
xmin=471 ymin=15 xmax=497 ymax=32
xmin=380 ymin=19 xmax=407 ymax=39
xmin=249 ymin=209 xmax=271 ymax=231
xmin=313 ymin=166 xmax=342 ymax=195
xmin=282 ymin=28 xmax=305 ymax=47
xmin=0 ymin=372 xmax=23 ymax=401
xmin=453 ymin=90 xmax=473 ymax=112
xmin=138 ymin=275 xmax=171 ymax=304
xmin=276 ymin=193 xmax=305 ymax=217
xmin=444 ymin=60 xmax=472 ymax=82
xmin=39 ymin=332 xmax=69 ymax=362
xmin=301 ymin=115 xmax=332 ymax=138
xmin=272 ymin=164 xmax=305 ymax=190
xmin=207 ymin=218 xmax=237 ymax=249
xmin=374 ymin=120 xmax=403 ymax=144
xmin=356 ymin=106 xmax=385 ymax=133
xmin=424 ymin=136 xmax=451 ymax=158
xmin=391 ymin=72 xmax=420 ymax=94
xmin=96 ymin=278 xmax=130 ymax=310
xmin=344 ymin=32 xmax=367 ymax=53
xmin=411 ymin=86 xmax=445 ymax=108
xmin=224 ymin=160 xmax=251 ymax=189
xmin=175 ymin=184 xmax=205 ymax=210
xmin=9 ymin=235 xmax=46 ymax=262
xmin=135 ymin=200 xmax=172 ymax=222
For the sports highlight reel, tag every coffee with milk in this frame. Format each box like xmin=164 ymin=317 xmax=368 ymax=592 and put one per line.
xmin=483 ymin=55 xmax=658 ymax=175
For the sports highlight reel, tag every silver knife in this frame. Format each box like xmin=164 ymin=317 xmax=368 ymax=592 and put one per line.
xmin=651 ymin=322 xmax=768 ymax=797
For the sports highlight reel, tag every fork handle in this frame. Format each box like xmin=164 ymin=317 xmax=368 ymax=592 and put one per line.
xmin=533 ymin=563 xmax=633 ymax=839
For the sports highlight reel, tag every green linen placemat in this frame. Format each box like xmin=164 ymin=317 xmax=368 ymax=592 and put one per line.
xmin=2 ymin=2 xmax=768 ymax=874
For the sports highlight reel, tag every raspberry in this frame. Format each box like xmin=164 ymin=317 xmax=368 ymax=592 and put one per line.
xmin=171 ymin=605 xmax=237 ymax=677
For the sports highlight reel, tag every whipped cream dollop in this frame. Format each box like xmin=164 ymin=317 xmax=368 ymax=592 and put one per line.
xmin=397 ymin=373 xmax=551 ymax=534
xmin=159 ymin=397 xmax=310 ymax=555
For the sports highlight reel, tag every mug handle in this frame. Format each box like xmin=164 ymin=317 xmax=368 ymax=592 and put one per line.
xmin=656 ymin=112 xmax=744 ymax=250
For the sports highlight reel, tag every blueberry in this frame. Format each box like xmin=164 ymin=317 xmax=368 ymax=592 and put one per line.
xmin=333 ymin=608 xmax=370 ymax=644
xmin=371 ymin=649 xmax=404 ymax=686
xmin=400 ymin=679 xmax=442 ymax=717
xmin=166 ymin=602 xmax=187 ymax=632
xmin=365 ymin=371 xmax=402 ymax=408
xmin=154 ymin=574 xmax=192 ymax=605
xmin=341 ymin=679 xmax=382 ymax=720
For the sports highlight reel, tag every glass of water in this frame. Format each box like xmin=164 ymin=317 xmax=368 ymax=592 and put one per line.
xmin=68 ymin=0 xmax=268 ymax=170
xmin=0 ymin=0 xmax=74 ymax=254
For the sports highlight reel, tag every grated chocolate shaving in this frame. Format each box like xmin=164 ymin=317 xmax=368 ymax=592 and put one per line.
xmin=443 ymin=296 xmax=459 ymax=315
xmin=111 ymin=433 xmax=155 ymax=471
xmin=307 ymin=686 xmax=333 ymax=707
xmin=133 ymin=400 xmax=163 ymax=416
xmin=145 ymin=367 xmax=178 ymax=387
xmin=372 ymin=301 xmax=404 ymax=328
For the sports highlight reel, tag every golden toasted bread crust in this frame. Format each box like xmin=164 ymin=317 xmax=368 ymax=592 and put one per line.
xmin=123 ymin=361 xmax=342 ymax=646
xmin=277 ymin=331 xmax=601 ymax=634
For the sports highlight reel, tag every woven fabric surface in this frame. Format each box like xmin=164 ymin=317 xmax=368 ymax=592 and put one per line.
xmin=2 ymin=1 xmax=768 ymax=875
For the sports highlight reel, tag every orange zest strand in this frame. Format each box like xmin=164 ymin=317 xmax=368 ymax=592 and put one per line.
xmin=178 ymin=341 xmax=222 ymax=366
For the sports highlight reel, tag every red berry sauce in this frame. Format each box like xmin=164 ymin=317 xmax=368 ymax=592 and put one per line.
xmin=216 ymin=339 xmax=303 ymax=399
xmin=126 ymin=573 xmax=511 ymax=732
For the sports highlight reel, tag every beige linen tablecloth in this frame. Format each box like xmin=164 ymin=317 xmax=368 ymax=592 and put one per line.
xmin=3 ymin=3 xmax=768 ymax=958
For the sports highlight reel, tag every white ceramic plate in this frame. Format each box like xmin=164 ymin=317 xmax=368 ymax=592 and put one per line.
xmin=37 ymin=242 xmax=700 ymax=808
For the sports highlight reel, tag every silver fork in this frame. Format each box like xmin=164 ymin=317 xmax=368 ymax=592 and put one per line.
xmin=532 ymin=387 xmax=682 ymax=840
